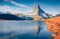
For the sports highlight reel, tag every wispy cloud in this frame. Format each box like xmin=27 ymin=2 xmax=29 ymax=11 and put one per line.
xmin=4 ymin=0 xmax=31 ymax=9
xmin=10 ymin=0 xmax=31 ymax=9
xmin=0 ymin=5 xmax=21 ymax=14
xmin=3 ymin=0 xmax=33 ymax=14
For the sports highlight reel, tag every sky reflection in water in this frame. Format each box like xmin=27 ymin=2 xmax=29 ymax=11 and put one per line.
xmin=0 ymin=21 xmax=53 ymax=39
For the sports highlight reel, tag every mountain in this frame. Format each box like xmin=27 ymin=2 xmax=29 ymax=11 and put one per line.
xmin=0 ymin=12 xmax=33 ymax=20
xmin=14 ymin=13 xmax=33 ymax=20
xmin=56 ymin=14 xmax=60 ymax=16
xmin=36 ymin=4 xmax=53 ymax=19
xmin=0 ymin=14 xmax=25 ymax=20
xmin=23 ymin=16 xmax=33 ymax=20
xmin=0 ymin=4 xmax=54 ymax=20
xmin=30 ymin=4 xmax=53 ymax=19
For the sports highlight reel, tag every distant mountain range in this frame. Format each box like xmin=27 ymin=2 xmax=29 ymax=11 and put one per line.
xmin=0 ymin=4 xmax=59 ymax=21
xmin=0 ymin=12 xmax=33 ymax=20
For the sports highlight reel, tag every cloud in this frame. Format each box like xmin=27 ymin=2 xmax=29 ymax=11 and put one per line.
xmin=11 ymin=1 xmax=31 ymax=9
xmin=0 ymin=5 xmax=33 ymax=15
xmin=3 ymin=0 xmax=33 ymax=14
xmin=11 ymin=1 xmax=33 ymax=14
xmin=0 ymin=5 xmax=21 ymax=14
xmin=4 ymin=0 xmax=31 ymax=9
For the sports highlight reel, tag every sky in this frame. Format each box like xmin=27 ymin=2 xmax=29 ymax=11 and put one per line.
xmin=0 ymin=0 xmax=60 ymax=15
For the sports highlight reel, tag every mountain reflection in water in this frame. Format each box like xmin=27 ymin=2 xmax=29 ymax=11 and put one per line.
xmin=0 ymin=21 xmax=53 ymax=39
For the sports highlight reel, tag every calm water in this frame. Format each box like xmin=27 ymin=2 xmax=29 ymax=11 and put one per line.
xmin=0 ymin=21 xmax=53 ymax=39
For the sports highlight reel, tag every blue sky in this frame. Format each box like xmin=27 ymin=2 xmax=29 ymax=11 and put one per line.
xmin=0 ymin=0 xmax=60 ymax=15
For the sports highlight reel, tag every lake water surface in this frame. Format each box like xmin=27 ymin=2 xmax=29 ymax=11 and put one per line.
xmin=0 ymin=21 xmax=53 ymax=39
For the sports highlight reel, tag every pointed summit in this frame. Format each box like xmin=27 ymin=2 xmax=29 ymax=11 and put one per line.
xmin=35 ymin=3 xmax=40 ymax=10
xmin=33 ymin=4 xmax=45 ymax=16
xmin=32 ymin=4 xmax=52 ymax=19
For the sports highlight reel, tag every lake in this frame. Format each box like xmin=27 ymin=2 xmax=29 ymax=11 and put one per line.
xmin=0 ymin=21 xmax=53 ymax=39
